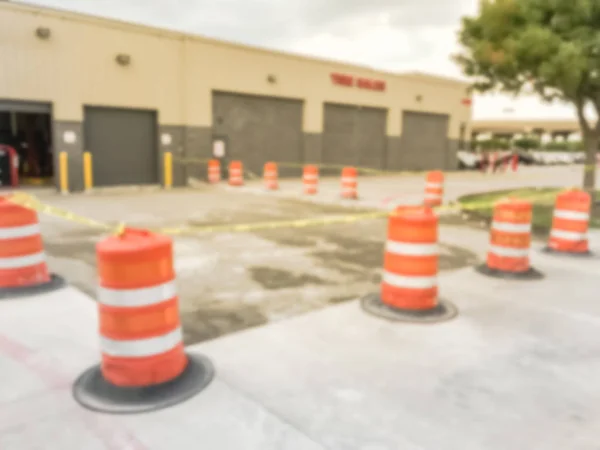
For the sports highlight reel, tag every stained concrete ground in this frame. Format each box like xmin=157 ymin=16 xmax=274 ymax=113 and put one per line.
xmin=12 ymin=165 xmax=598 ymax=344
xmin=1 ymin=227 xmax=599 ymax=449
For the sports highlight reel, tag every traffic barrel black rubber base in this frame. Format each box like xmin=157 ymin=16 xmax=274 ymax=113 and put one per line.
xmin=475 ymin=264 xmax=544 ymax=280
xmin=72 ymin=354 xmax=215 ymax=415
xmin=0 ymin=274 xmax=66 ymax=300
xmin=541 ymin=247 xmax=594 ymax=258
xmin=360 ymin=293 xmax=458 ymax=324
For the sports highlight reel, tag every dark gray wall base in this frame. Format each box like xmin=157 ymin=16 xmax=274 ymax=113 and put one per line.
xmin=446 ymin=139 xmax=459 ymax=171
xmin=386 ymin=136 xmax=402 ymax=171
xmin=52 ymin=121 xmax=84 ymax=192
xmin=385 ymin=136 xmax=459 ymax=172
xmin=302 ymin=132 xmax=322 ymax=162
xmin=183 ymin=126 xmax=212 ymax=182
xmin=158 ymin=125 xmax=185 ymax=187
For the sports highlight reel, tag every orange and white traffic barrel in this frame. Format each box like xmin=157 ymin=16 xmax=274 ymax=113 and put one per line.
xmin=229 ymin=160 xmax=244 ymax=186
xmin=545 ymin=190 xmax=592 ymax=255
xmin=361 ymin=205 xmax=457 ymax=323
xmin=303 ymin=165 xmax=318 ymax=195
xmin=264 ymin=162 xmax=279 ymax=190
xmin=73 ymin=228 xmax=214 ymax=414
xmin=207 ymin=159 xmax=221 ymax=184
xmin=341 ymin=167 xmax=358 ymax=199
xmin=0 ymin=196 xmax=64 ymax=298
xmin=424 ymin=171 xmax=444 ymax=207
xmin=477 ymin=198 xmax=543 ymax=279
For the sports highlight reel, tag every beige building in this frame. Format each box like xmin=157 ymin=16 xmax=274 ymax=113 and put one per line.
xmin=0 ymin=1 xmax=472 ymax=190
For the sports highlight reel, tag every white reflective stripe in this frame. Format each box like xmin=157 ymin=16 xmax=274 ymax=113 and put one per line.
xmin=424 ymin=193 xmax=442 ymax=199
xmin=0 ymin=251 xmax=46 ymax=269
xmin=553 ymin=209 xmax=589 ymax=221
xmin=341 ymin=188 xmax=356 ymax=194
xmin=0 ymin=224 xmax=41 ymax=240
xmin=550 ymin=229 xmax=588 ymax=241
xmin=386 ymin=240 xmax=438 ymax=256
xmin=264 ymin=171 xmax=277 ymax=176
xmin=208 ymin=167 xmax=220 ymax=172
xmin=101 ymin=327 xmax=182 ymax=358
xmin=491 ymin=221 xmax=531 ymax=233
xmin=426 ymin=182 xmax=443 ymax=188
xmin=97 ymin=280 xmax=177 ymax=308
xmin=341 ymin=177 xmax=356 ymax=183
xmin=488 ymin=245 xmax=529 ymax=258
xmin=383 ymin=271 xmax=437 ymax=289
xmin=303 ymin=175 xmax=318 ymax=181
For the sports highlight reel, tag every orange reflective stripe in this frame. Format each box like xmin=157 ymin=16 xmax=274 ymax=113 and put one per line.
xmin=490 ymin=232 xmax=530 ymax=248
xmin=0 ymin=235 xmax=44 ymax=258
xmin=102 ymin=344 xmax=187 ymax=387
xmin=98 ymin=257 xmax=174 ymax=289
xmin=100 ymin=297 xmax=179 ymax=340
xmin=384 ymin=253 xmax=437 ymax=276
xmin=494 ymin=209 xmax=531 ymax=223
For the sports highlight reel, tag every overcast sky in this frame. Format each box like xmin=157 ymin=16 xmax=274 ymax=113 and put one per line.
xmin=15 ymin=0 xmax=581 ymax=121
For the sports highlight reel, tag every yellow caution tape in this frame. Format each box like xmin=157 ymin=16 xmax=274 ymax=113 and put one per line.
xmin=174 ymin=156 xmax=598 ymax=178
xmin=7 ymin=193 xmax=114 ymax=231
xmin=4 ymin=185 xmax=589 ymax=237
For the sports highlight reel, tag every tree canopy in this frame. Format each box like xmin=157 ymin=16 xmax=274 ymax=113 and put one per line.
xmin=454 ymin=0 xmax=600 ymax=191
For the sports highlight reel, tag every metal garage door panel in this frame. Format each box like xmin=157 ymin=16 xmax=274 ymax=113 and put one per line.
xmin=356 ymin=107 xmax=387 ymax=169
xmin=84 ymin=107 xmax=158 ymax=187
xmin=401 ymin=111 xmax=449 ymax=170
xmin=323 ymin=104 xmax=360 ymax=166
xmin=323 ymin=104 xmax=387 ymax=170
xmin=212 ymin=92 xmax=303 ymax=175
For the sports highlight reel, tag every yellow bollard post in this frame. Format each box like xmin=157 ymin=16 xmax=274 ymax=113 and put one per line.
xmin=59 ymin=151 xmax=69 ymax=195
xmin=164 ymin=152 xmax=173 ymax=190
xmin=83 ymin=152 xmax=93 ymax=192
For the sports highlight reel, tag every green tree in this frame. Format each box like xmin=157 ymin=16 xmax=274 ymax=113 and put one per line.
xmin=454 ymin=0 xmax=600 ymax=197
xmin=513 ymin=136 xmax=541 ymax=150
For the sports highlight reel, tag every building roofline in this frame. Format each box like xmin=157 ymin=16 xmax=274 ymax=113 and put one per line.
xmin=7 ymin=0 xmax=468 ymax=89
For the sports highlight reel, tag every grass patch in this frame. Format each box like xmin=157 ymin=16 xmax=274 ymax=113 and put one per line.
xmin=457 ymin=187 xmax=600 ymax=234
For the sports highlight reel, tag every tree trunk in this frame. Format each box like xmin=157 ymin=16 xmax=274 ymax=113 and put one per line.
xmin=582 ymin=130 xmax=598 ymax=206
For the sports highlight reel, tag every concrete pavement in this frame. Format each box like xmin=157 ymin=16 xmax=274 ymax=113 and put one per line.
xmin=1 ymin=224 xmax=598 ymax=449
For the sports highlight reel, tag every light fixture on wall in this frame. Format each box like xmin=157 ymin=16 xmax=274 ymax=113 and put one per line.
xmin=267 ymin=74 xmax=277 ymax=84
xmin=115 ymin=53 xmax=131 ymax=66
xmin=35 ymin=26 xmax=51 ymax=40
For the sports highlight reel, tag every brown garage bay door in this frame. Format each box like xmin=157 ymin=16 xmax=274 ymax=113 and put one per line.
xmin=212 ymin=91 xmax=303 ymax=176
xmin=84 ymin=106 xmax=158 ymax=187
xmin=322 ymin=103 xmax=387 ymax=172
xmin=400 ymin=111 xmax=450 ymax=170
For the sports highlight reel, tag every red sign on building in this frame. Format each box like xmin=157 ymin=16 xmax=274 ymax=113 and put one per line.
xmin=331 ymin=73 xmax=386 ymax=92
xmin=330 ymin=72 xmax=354 ymax=87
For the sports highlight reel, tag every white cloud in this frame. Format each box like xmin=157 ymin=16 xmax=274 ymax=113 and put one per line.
xmin=13 ymin=0 xmax=589 ymax=121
